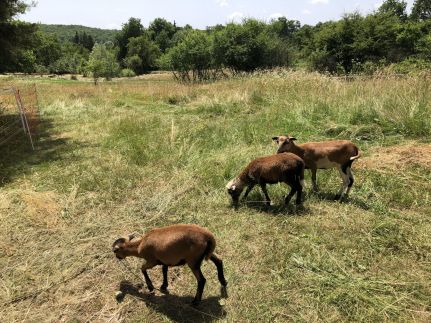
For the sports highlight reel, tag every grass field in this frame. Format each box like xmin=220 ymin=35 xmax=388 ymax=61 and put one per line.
xmin=1 ymin=71 xmax=430 ymax=322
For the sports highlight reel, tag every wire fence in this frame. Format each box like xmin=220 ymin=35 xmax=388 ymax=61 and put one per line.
xmin=0 ymin=84 xmax=39 ymax=149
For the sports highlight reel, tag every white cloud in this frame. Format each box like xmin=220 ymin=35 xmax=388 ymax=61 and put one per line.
xmin=216 ymin=0 xmax=229 ymax=7
xmin=269 ymin=12 xmax=284 ymax=20
xmin=311 ymin=0 xmax=329 ymax=4
xmin=228 ymin=11 xmax=244 ymax=22
xmin=302 ymin=9 xmax=312 ymax=15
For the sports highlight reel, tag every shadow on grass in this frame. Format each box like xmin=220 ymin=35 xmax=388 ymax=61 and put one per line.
xmin=241 ymin=201 xmax=311 ymax=216
xmin=117 ymin=280 xmax=227 ymax=323
xmin=230 ymin=192 xmax=311 ymax=216
xmin=312 ymin=191 xmax=371 ymax=210
xmin=0 ymin=115 xmax=75 ymax=186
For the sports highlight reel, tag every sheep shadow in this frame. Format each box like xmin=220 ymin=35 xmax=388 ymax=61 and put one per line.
xmin=312 ymin=191 xmax=371 ymax=210
xmin=240 ymin=201 xmax=311 ymax=216
xmin=117 ymin=280 xmax=227 ymax=323
xmin=232 ymin=191 xmax=310 ymax=216
xmin=0 ymin=115 xmax=79 ymax=186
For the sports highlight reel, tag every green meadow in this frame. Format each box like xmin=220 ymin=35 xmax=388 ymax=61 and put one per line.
xmin=0 ymin=71 xmax=430 ymax=322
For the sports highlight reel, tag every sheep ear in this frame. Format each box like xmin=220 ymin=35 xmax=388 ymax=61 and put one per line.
xmin=128 ymin=234 xmax=136 ymax=241
xmin=272 ymin=137 xmax=279 ymax=141
xmin=289 ymin=137 xmax=297 ymax=141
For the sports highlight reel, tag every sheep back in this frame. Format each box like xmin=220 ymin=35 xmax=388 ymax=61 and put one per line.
xmin=138 ymin=224 xmax=216 ymax=266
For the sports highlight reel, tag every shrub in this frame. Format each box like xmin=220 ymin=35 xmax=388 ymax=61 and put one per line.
xmin=121 ymin=68 xmax=136 ymax=77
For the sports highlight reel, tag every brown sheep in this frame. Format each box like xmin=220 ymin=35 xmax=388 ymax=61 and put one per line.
xmin=112 ymin=224 xmax=227 ymax=306
xmin=226 ymin=152 xmax=305 ymax=206
xmin=272 ymin=135 xmax=361 ymax=199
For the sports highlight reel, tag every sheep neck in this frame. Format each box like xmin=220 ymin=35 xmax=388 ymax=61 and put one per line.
xmin=124 ymin=238 xmax=143 ymax=258
xmin=289 ymin=142 xmax=305 ymax=159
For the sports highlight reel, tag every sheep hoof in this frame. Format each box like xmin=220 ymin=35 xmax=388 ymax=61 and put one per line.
xmin=334 ymin=194 xmax=341 ymax=201
xmin=160 ymin=286 xmax=169 ymax=294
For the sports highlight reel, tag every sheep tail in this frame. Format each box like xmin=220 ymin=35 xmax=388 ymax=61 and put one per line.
xmin=350 ymin=152 xmax=361 ymax=161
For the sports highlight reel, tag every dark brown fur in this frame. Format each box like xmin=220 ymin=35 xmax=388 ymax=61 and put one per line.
xmin=226 ymin=152 xmax=305 ymax=206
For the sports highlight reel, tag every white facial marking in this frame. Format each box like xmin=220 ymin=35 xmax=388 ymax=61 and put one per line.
xmin=226 ymin=179 xmax=235 ymax=190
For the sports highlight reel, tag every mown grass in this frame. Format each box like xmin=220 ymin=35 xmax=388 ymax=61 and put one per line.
xmin=0 ymin=71 xmax=430 ymax=322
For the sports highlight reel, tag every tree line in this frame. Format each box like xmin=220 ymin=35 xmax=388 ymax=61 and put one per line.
xmin=1 ymin=0 xmax=430 ymax=82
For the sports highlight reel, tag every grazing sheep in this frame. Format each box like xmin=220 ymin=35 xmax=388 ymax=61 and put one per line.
xmin=112 ymin=224 xmax=227 ymax=306
xmin=226 ymin=153 xmax=305 ymax=206
xmin=272 ymin=135 xmax=361 ymax=199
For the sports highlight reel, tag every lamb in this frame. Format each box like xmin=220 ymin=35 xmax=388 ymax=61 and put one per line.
xmin=226 ymin=152 xmax=305 ymax=206
xmin=272 ymin=135 xmax=361 ymax=200
xmin=112 ymin=224 xmax=227 ymax=306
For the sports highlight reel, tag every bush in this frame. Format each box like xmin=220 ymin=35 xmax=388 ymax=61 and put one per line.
xmin=165 ymin=30 xmax=216 ymax=82
xmin=87 ymin=43 xmax=120 ymax=84
xmin=121 ymin=68 xmax=136 ymax=77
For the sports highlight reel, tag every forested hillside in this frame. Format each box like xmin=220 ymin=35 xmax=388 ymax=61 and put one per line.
xmin=39 ymin=24 xmax=118 ymax=43
xmin=1 ymin=0 xmax=431 ymax=78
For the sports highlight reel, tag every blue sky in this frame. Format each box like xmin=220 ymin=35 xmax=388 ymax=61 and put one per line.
xmin=20 ymin=0 xmax=415 ymax=29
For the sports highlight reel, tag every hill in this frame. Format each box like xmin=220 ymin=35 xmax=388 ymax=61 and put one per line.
xmin=39 ymin=24 xmax=119 ymax=43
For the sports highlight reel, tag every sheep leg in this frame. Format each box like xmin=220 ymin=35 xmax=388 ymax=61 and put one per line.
xmin=210 ymin=254 xmax=227 ymax=287
xmin=242 ymin=183 xmax=255 ymax=201
xmin=142 ymin=270 xmax=154 ymax=292
xmin=295 ymin=179 xmax=303 ymax=205
xmin=335 ymin=167 xmax=350 ymax=200
xmin=284 ymin=184 xmax=297 ymax=205
xmin=345 ymin=167 xmax=354 ymax=196
xmin=141 ymin=262 xmax=156 ymax=292
xmin=189 ymin=265 xmax=206 ymax=306
xmin=260 ymin=184 xmax=271 ymax=206
xmin=160 ymin=265 xmax=169 ymax=292
xmin=311 ymin=168 xmax=318 ymax=192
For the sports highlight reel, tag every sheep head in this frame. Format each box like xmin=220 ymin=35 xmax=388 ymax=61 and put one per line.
xmin=226 ymin=178 xmax=244 ymax=205
xmin=112 ymin=234 xmax=138 ymax=260
xmin=272 ymin=135 xmax=297 ymax=154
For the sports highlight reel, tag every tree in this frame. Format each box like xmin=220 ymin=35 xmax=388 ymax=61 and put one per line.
xmin=411 ymin=0 xmax=431 ymax=20
xmin=268 ymin=17 xmax=301 ymax=39
xmin=0 ymin=0 xmax=38 ymax=73
xmin=87 ymin=43 xmax=120 ymax=84
xmin=378 ymin=0 xmax=408 ymax=20
xmin=0 ymin=21 xmax=38 ymax=72
xmin=164 ymin=30 xmax=215 ymax=81
xmin=213 ymin=19 xmax=285 ymax=73
xmin=125 ymin=35 xmax=160 ymax=74
xmin=34 ymin=31 xmax=62 ymax=68
xmin=148 ymin=18 xmax=177 ymax=53
xmin=0 ymin=0 xmax=30 ymax=22
xmin=115 ymin=18 xmax=144 ymax=62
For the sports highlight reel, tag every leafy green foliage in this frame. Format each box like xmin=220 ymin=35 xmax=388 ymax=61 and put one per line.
xmin=148 ymin=18 xmax=177 ymax=53
xmin=411 ymin=0 xmax=431 ymax=20
xmin=125 ymin=35 xmax=160 ymax=74
xmin=115 ymin=18 xmax=144 ymax=62
xmin=39 ymin=24 xmax=118 ymax=43
xmin=0 ymin=0 xmax=30 ymax=22
xmin=87 ymin=43 xmax=120 ymax=83
xmin=163 ymin=30 xmax=215 ymax=81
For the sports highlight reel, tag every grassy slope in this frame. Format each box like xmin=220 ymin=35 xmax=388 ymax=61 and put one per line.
xmin=39 ymin=24 xmax=119 ymax=43
xmin=0 ymin=72 xmax=430 ymax=322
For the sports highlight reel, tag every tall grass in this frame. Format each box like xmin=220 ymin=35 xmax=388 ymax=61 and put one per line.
xmin=0 ymin=72 xmax=430 ymax=322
